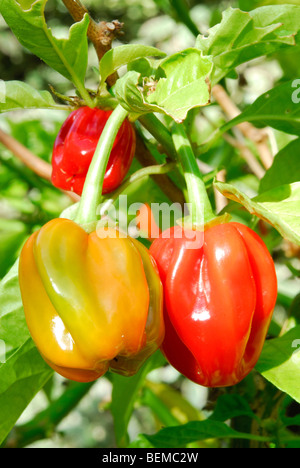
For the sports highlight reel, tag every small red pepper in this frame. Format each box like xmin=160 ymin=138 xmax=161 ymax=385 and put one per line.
xmin=150 ymin=222 xmax=278 ymax=387
xmin=51 ymin=106 xmax=136 ymax=195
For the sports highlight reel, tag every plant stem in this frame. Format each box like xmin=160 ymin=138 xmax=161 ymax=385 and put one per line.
xmin=99 ymin=162 xmax=176 ymax=216
xmin=75 ymin=104 xmax=129 ymax=225
xmin=171 ymin=122 xmax=215 ymax=227
xmin=138 ymin=114 xmax=178 ymax=161
xmin=170 ymin=0 xmax=200 ymax=37
xmin=134 ymin=135 xmax=185 ymax=206
xmin=62 ymin=0 xmax=123 ymax=86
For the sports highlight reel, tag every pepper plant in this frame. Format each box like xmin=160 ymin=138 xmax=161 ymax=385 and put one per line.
xmin=1 ymin=0 xmax=300 ymax=449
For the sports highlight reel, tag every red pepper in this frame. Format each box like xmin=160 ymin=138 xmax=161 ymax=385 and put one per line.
xmin=51 ymin=107 xmax=136 ymax=195
xmin=149 ymin=222 xmax=278 ymax=387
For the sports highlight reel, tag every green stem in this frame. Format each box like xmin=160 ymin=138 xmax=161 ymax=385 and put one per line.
xmin=171 ymin=122 xmax=215 ymax=227
xmin=99 ymin=161 xmax=176 ymax=216
xmin=170 ymin=0 xmax=200 ymax=37
xmin=138 ymin=114 xmax=178 ymax=161
xmin=75 ymin=104 xmax=129 ymax=225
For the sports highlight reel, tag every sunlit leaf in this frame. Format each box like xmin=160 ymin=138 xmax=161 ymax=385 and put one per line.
xmin=196 ymin=5 xmax=300 ymax=83
xmin=0 ymin=0 xmax=89 ymax=88
xmin=214 ymin=181 xmax=300 ymax=245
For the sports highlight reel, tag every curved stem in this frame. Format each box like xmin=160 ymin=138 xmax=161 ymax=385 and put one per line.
xmin=99 ymin=161 xmax=176 ymax=216
xmin=171 ymin=122 xmax=215 ymax=227
xmin=75 ymin=104 xmax=129 ymax=225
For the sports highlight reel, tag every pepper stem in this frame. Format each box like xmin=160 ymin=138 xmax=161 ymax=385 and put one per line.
xmin=171 ymin=122 xmax=215 ymax=227
xmin=99 ymin=161 xmax=176 ymax=216
xmin=75 ymin=104 xmax=129 ymax=226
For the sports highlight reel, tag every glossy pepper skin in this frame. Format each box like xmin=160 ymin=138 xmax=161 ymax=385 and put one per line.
xmin=19 ymin=218 xmax=164 ymax=382
xmin=51 ymin=107 xmax=136 ymax=195
xmin=149 ymin=222 xmax=277 ymax=388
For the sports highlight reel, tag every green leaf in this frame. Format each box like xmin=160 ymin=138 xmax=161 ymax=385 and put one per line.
xmin=0 ymin=0 xmax=90 ymax=97
xmin=99 ymin=44 xmax=166 ymax=87
xmin=130 ymin=419 xmax=271 ymax=448
xmin=0 ymin=219 xmax=27 ymax=278
xmin=142 ymin=380 xmax=203 ymax=426
xmin=147 ymin=50 xmax=213 ymax=122
xmin=196 ymin=5 xmax=300 ymax=84
xmin=259 ymin=139 xmax=300 ymax=193
xmin=214 ymin=180 xmax=300 ymax=245
xmin=256 ymin=326 xmax=300 ymax=404
xmin=114 ymin=70 xmax=161 ymax=119
xmin=115 ymin=49 xmax=213 ymax=122
xmin=0 ymin=80 xmax=64 ymax=113
xmin=110 ymin=351 xmax=165 ymax=448
xmin=0 ymin=338 xmax=53 ymax=446
xmin=220 ymin=81 xmax=300 ymax=137
xmin=0 ymin=259 xmax=30 ymax=355
xmin=209 ymin=394 xmax=259 ymax=422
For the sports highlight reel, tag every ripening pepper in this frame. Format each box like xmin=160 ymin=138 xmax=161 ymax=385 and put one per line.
xmin=149 ymin=222 xmax=278 ymax=388
xmin=51 ymin=106 xmax=136 ymax=195
xmin=19 ymin=218 xmax=164 ymax=382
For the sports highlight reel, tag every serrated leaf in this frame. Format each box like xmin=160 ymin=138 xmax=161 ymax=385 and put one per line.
xmin=214 ymin=180 xmax=300 ymax=245
xmin=0 ymin=0 xmax=89 ymax=89
xmin=256 ymin=326 xmax=300 ymax=404
xmin=196 ymin=5 xmax=300 ymax=83
xmin=146 ymin=49 xmax=213 ymax=122
xmin=115 ymin=49 xmax=213 ymax=122
xmin=114 ymin=70 xmax=160 ymax=118
xmin=0 ymin=81 xmax=63 ymax=113
xmin=220 ymin=81 xmax=300 ymax=137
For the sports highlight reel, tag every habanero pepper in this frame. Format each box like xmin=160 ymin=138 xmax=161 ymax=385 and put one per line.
xmin=149 ymin=221 xmax=278 ymax=388
xmin=51 ymin=106 xmax=136 ymax=196
xmin=19 ymin=218 xmax=164 ymax=383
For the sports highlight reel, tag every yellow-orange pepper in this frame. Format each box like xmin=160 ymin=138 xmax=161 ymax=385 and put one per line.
xmin=19 ymin=218 xmax=164 ymax=382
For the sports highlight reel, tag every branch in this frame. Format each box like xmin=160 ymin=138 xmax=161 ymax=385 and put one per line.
xmin=0 ymin=128 xmax=80 ymax=202
xmin=223 ymin=133 xmax=266 ymax=179
xmin=212 ymin=84 xmax=274 ymax=170
xmin=213 ymin=169 xmax=228 ymax=214
xmin=62 ymin=0 xmax=123 ymax=86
